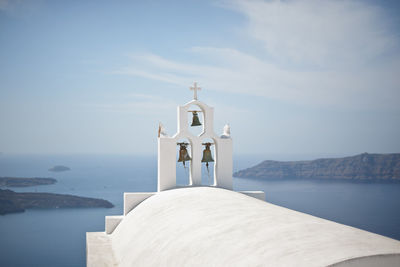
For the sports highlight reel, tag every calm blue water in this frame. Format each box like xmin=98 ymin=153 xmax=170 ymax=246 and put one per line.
xmin=0 ymin=154 xmax=400 ymax=267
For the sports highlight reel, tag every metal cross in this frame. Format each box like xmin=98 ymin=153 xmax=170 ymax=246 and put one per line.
xmin=190 ymin=82 xmax=201 ymax=100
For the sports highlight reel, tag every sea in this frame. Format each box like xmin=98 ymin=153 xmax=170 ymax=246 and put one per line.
xmin=0 ymin=154 xmax=400 ymax=267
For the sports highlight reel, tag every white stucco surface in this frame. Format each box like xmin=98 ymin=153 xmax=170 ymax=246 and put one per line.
xmin=123 ymin=192 xmax=155 ymax=215
xmin=239 ymin=190 xmax=265 ymax=201
xmin=86 ymin=232 xmax=117 ymax=267
xmin=105 ymin=216 xmax=124 ymax=234
xmin=104 ymin=187 xmax=400 ymax=267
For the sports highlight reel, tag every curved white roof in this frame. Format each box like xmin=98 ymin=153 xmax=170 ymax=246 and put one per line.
xmin=104 ymin=187 xmax=400 ymax=267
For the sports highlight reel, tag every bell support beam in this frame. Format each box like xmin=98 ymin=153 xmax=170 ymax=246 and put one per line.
xmin=177 ymin=106 xmax=188 ymax=134
xmin=214 ymin=137 xmax=233 ymax=190
xmin=190 ymin=138 xmax=202 ymax=186
xmin=202 ymin=106 xmax=214 ymax=135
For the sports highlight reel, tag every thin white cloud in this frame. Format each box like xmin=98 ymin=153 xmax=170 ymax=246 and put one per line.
xmin=225 ymin=0 xmax=397 ymax=68
xmin=114 ymin=68 xmax=187 ymax=86
xmin=114 ymin=0 xmax=400 ymax=110
xmin=116 ymin=47 xmax=400 ymax=109
xmin=85 ymin=94 xmax=178 ymax=114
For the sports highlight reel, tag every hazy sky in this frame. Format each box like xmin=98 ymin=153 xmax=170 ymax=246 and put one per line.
xmin=0 ymin=0 xmax=399 ymax=157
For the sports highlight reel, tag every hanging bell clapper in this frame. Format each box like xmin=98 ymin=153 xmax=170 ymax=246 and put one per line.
xmin=205 ymin=161 xmax=212 ymax=184
xmin=189 ymin=110 xmax=202 ymax=127
xmin=201 ymin=142 xmax=214 ymax=174
xmin=177 ymin=142 xmax=191 ymax=168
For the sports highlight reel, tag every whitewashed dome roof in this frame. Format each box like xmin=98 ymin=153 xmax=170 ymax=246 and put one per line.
xmin=107 ymin=187 xmax=400 ymax=267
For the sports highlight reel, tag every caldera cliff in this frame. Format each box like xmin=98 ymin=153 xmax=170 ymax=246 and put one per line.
xmin=234 ymin=153 xmax=400 ymax=181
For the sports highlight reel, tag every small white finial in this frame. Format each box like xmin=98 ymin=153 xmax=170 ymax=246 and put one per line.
xmin=158 ymin=122 xmax=167 ymax=138
xmin=190 ymin=82 xmax=201 ymax=100
xmin=221 ymin=124 xmax=231 ymax=139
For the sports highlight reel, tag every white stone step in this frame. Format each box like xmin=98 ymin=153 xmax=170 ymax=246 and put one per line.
xmin=105 ymin=216 xmax=124 ymax=234
xmin=239 ymin=191 xmax=265 ymax=201
xmin=124 ymin=192 xmax=156 ymax=215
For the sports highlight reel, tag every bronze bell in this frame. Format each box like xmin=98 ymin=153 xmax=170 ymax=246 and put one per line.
xmin=177 ymin=142 xmax=191 ymax=167
xmin=191 ymin=111 xmax=202 ymax=127
xmin=201 ymin=143 xmax=214 ymax=168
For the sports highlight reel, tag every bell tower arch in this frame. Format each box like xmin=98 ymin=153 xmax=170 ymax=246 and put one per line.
xmin=157 ymin=82 xmax=233 ymax=191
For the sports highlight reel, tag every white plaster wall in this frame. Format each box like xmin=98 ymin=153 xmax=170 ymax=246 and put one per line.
xmin=86 ymin=232 xmax=117 ymax=267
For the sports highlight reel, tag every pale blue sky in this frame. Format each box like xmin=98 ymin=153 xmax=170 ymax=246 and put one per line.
xmin=0 ymin=0 xmax=399 ymax=158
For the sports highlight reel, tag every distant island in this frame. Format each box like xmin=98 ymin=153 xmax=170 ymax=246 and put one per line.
xmin=0 ymin=177 xmax=57 ymax=187
xmin=234 ymin=153 xmax=400 ymax=181
xmin=48 ymin=165 xmax=70 ymax=172
xmin=0 ymin=189 xmax=114 ymax=215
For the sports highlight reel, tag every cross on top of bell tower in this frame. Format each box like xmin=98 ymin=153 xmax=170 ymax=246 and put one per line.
xmin=190 ymin=82 xmax=201 ymax=100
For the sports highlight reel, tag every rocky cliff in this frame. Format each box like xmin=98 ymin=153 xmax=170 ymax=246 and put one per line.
xmin=234 ymin=153 xmax=400 ymax=181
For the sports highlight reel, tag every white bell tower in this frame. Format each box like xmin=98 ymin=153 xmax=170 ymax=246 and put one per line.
xmin=90 ymin=82 xmax=263 ymax=237
xmin=157 ymin=82 xmax=233 ymax=191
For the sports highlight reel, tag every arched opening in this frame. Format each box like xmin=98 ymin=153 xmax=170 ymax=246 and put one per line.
xmin=187 ymin=104 xmax=204 ymax=137
xmin=201 ymin=138 xmax=215 ymax=186
xmin=176 ymin=138 xmax=192 ymax=186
